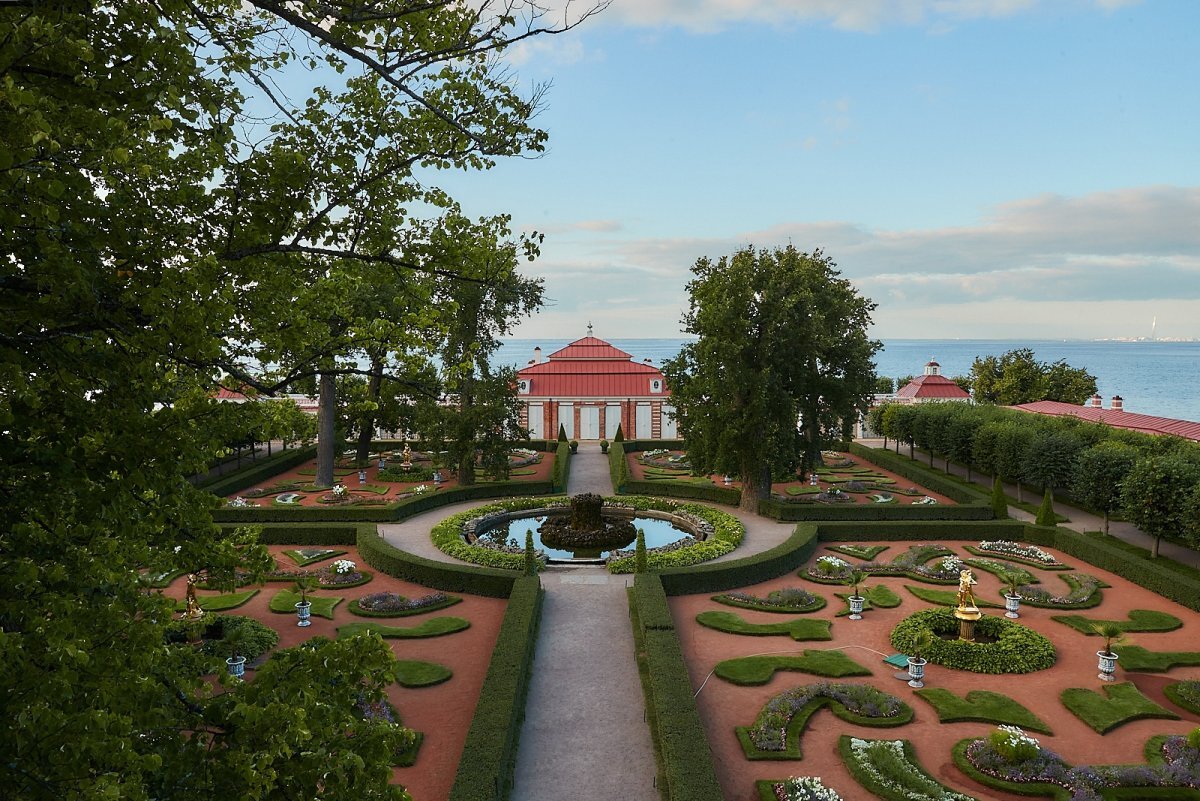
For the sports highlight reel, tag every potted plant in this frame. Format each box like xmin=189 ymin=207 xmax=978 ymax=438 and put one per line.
xmin=1003 ymin=572 xmax=1023 ymax=619
xmin=1094 ymin=622 xmax=1124 ymax=682
xmin=907 ymin=630 xmax=934 ymax=688
xmin=846 ymin=570 xmax=868 ymax=620
xmin=569 ymin=439 xmax=579 ymax=454
xmin=223 ymin=623 xmax=250 ymax=680
xmin=599 ymin=438 xmax=609 ymax=454
xmin=294 ymin=576 xmax=317 ymax=627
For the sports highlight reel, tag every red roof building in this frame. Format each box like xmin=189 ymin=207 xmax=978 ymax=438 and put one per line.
xmin=515 ymin=329 xmax=676 ymax=440
xmin=894 ymin=360 xmax=972 ymax=403
xmin=1010 ymin=396 xmax=1200 ymax=442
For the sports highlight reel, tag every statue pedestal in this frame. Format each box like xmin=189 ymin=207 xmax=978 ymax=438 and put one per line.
xmin=954 ymin=606 xmax=981 ymax=642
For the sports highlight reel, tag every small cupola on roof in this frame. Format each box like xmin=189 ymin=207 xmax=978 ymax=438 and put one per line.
xmin=924 ymin=360 xmax=941 ymax=376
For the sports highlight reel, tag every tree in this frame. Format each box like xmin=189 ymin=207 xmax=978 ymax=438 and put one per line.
xmin=1072 ymin=441 xmax=1137 ymax=535
xmin=1121 ymin=455 xmax=1200 ymax=558
xmin=0 ymin=2 xmax=599 ymax=798
xmin=969 ymin=349 xmax=1097 ymax=405
xmin=662 ymin=246 xmax=879 ymax=511
xmin=1022 ymin=430 xmax=1083 ymax=500
xmin=874 ymin=376 xmax=895 ymax=394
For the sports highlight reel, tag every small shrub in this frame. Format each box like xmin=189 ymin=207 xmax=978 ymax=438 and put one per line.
xmin=1188 ymin=727 xmax=1200 ymax=751
xmin=1035 ymin=488 xmax=1055 ymax=527
xmin=988 ymin=725 xmax=1040 ymax=764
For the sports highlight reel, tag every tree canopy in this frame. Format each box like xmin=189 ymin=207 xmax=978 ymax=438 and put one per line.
xmin=662 ymin=246 xmax=879 ymax=510
xmin=969 ymin=348 xmax=1098 ymax=405
xmin=1 ymin=2 xmax=595 ymax=797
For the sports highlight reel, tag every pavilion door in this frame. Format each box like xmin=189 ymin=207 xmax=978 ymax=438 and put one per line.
xmin=660 ymin=405 xmax=678 ymax=439
xmin=605 ymin=404 xmax=621 ymax=439
xmin=636 ymin=403 xmax=651 ymax=438
xmin=580 ymin=406 xmax=600 ymax=440
xmin=527 ymin=404 xmax=543 ymax=438
xmin=557 ymin=403 xmax=574 ymax=439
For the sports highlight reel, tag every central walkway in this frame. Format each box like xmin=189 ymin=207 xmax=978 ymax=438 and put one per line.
xmin=511 ymin=444 xmax=658 ymax=801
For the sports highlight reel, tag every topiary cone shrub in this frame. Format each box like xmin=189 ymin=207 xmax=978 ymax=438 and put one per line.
xmin=1035 ymin=488 xmax=1056 ymax=527
xmin=635 ymin=529 xmax=647 ymax=573
xmin=991 ymin=477 xmax=1008 ymax=519
xmin=613 ymin=423 xmax=624 ymax=442
xmin=558 ymin=423 xmax=567 ymax=442
xmin=523 ymin=529 xmax=537 ymax=576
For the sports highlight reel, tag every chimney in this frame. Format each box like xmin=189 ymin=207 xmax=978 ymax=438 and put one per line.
xmin=1111 ymin=395 xmax=1124 ymax=412
xmin=1089 ymin=393 xmax=1103 ymax=408
xmin=533 ymin=346 xmax=542 ymax=364
xmin=643 ymin=358 xmax=652 ymax=364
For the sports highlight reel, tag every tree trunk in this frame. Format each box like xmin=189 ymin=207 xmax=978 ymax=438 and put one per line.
xmin=355 ymin=356 xmax=384 ymax=466
xmin=1151 ymin=534 xmax=1161 ymax=558
xmin=1015 ymin=483 xmax=1023 ymax=503
xmin=316 ymin=371 xmax=337 ymax=487
xmin=267 ymin=440 xmax=272 ymax=457
xmin=458 ymin=451 xmax=476 ymax=486
xmin=738 ymin=463 xmax=771 ymax=513
xmin=1103 ymin=511 xmax=1109 ymax=536
xmin=883 ymin=436 xmax=888 ymax=449
xmin=908 ymin=442 xmax=914 ymax=459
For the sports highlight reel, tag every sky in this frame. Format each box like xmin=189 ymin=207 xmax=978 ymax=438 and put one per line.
xmin=430 ymin=0 xmax=1200 ymax=341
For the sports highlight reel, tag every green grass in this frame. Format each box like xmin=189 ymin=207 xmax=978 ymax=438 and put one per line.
xmin=336 ymin=617 xmax=471 ymax=639
xmin=694 ymin=610 xmax=832 ymax=641
xmin=834 ymin=584 xmax=902 ymax=617
xmin=281 ymin=548 xmax=348 ymax=566
xmin=348 ymin=594 xmax=462 ymax=618
xmin=713 ymin=649 xmax=872 ymax=685
xmin=1060 ymin=682 xmax=1179 ymax=734
xmin=1051 ymin=609 xmax=1183 ymax=635
xmin=913 ymin=689 xmax=1052 ymax=734
xmin=962 ymin=557 xmax=1038 ymax=586
xmin=174 ymin=589 xmax=259 ymax=612
xmin=268 ymin=590 xmax=343 ymax=619
xmin=827 ymin=544 xmax=889 ymax=560
xmin=1112 ymin=645 xmax=1200 ymax=672
xmin=737 ymin=689 xmax=914 ymax=760
xmin=711 ymin=591 xmax=826 ymax=614
xmin=838 ymin=735 xmax=979 ymax=801
xmin=1015 ymin=573 xmax=1108 ymax=609
xmin=784 ymin=485 xmax=823 ymax=496
xmin=1163 ymin=680 xmax=1200 ymax=714
xmin=395 ymin=660 xmax=453 ymax=688
xmin=903 ymin=584 xmax=1003 ymax=609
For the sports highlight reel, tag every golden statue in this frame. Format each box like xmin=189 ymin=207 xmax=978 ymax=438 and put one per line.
xmin=956 ymin=568 xmax=978 ymax=611
xmin=182 ymin=573 xmax=205 ymax=620
xmin=401 ymin=442 xmax=413 ymax=469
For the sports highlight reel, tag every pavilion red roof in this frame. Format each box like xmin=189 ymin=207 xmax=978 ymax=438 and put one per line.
xmin=1009 ymin=401 xmax=1200 ymax=442
xmin=895 ymin=374 xmax=970 ymax=400
xmin=517 ymin=336 xmax=668 ymax=398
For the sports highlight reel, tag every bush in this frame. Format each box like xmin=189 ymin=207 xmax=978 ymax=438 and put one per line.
xmin=1035 ymin=488 xmax=1055 ymax=527
xmin=449 ymin=577 xmax=543 ymax=801
xmin=991 ymin=476 xmax=1009 ymax=518
xmin=988 ymin=726 xmax=1041 ymax=764
xmin=357 ymin=524 xmax=517 ymax=598
xmin=551 ymin=441 xmax=571 ymax=492
xmin=1046 ymin=529 xmax=1200 ymax=612
xmin=219 ymin=523 xmax=358 ymax=546
xmin=758 ymin=497 xmax=993 ymax=521
xmin=606 ymin=497 xmax=744 ymax=574
xmin=890 ymin=608 xmax=1056 ymax=674
xmin=657 ymin=523 xmax=820 ymax=596
xmin=631 ymin=575 xmax=723 ymax=801
xmin=376 ymin=465 xmax=436 ymax=482
xmin=199 ymin=445 xmax=317 ymax=498
xmin=568 ymin=439 xmax=578 ymax=453
xmin=619 ymin=479 xmax=740 ymax=506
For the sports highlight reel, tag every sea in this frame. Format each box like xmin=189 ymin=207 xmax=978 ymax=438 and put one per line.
xmin=496 ymin=338 xmax=1200 ymax=424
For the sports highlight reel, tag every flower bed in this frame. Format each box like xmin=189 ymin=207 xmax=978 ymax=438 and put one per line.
xmin=765 ymin=776 xmax=845 ymax=801
xmin=966 ymin=540 xmax=1069 ymax=569
xmin=890 ymin=608 xmax=1056 ymax=674
xmin=1014 ymin=573 xmax=1106 ymax=609
xmin=739 ymin=682 xmax=912 ymax=758
xmin=1166 ymin=680 xmax=1200 ymax=715
xmin=807 ymin=544 xmax=962 ymax=585
xmin=839 ymin=736 xmax=977 ymax=801
xmin=712 ymin=587 xmax=826 ymax=614
xmin=349 ymin=591 xmax=462 ymax=618
xmin=957 ymin=726 xmax=1200 ymax=801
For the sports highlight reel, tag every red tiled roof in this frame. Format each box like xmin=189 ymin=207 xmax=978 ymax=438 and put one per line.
xmin=214 ymin=387 xmax=253 ymax=400
xmin=895 ymin=374 xmax=970 ymax=400
xmin=518 ymin=336 xmax=668 ymax=397
xmin=1010 ymin=401 xmax=1200 ymax=442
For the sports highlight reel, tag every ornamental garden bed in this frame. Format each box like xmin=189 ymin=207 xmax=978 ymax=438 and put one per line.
xmin=221 ymin=448 xmax=556 ymax=508
xmin=624 ymin=450 xmax=957 ymax=506
xmin=667 ymin=537 xmax=1200 ymax=801
xmin=155 ymin=543 xmax=507 ymax=801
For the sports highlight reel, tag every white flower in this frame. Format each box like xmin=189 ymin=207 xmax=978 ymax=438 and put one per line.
xmin=332 ymin=484 xmax=348 ymax=497
xmin=331 ymin=559 xmax=356 ymax=575
xmin=413 ymin=484 xmax=428 ymax=494
xmin=173 ymin=545 xmax=182 ymax=553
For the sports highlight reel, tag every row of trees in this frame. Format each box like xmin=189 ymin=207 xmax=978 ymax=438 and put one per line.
xmin=870 ymin=402 xmax=1200 ymax=556
xmin=873 ymin=348 xmax=1098 ymax=405
xmin=1 ymin=2 xmax=599 ymax=798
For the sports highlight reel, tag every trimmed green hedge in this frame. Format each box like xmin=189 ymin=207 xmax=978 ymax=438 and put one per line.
xmin=619 ymin=479 xmax=740 ymax=506
xmin=621 ymin=439 xmax=686 ymax=453
xmin=357 ymin=524 xmax=518 ymax=598
xmin=849 ymin=443 xmax=992 ymax=505
xmin=219 ymin=522 xmax=358 ymax=546
xmin=449 ymin=576 xmax=543 ymax=801
xmin=199 ymin=445 xmax=317 ymax=497
xmin=631 ymin=575 xmax=723 ymax=801
xmin=211 ymin=479 xmax=555 ymax=524
xmin=551 ymin=441 xmax=571 ymax=492
xmin=1043 ymin=529 xmax=1200 ymax=612
xmin=633 ymin=572 xmax=676 ymax=631
xmin=891 ymin=608 xmax=1057 ymax=674
xmin=658 ymin=523 xmax=820 ymax=596
xmin=758 ymin=496 xmax=993 ymax=521
xmin=609 ymin=440 xmax=631 ymax=491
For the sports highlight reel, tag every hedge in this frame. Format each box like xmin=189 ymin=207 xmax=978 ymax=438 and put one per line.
xmin=1044 ymin=529 xmax=1200 ymax=612
xmin=449 ymin=576 xmax=543 ymax=801
xmin=657 ymin=523 xmax=821 ymax=596
xmin=631 ymin=575 xmax=723 ymax=801
xmin=357 ymin=524 xmax=518 ymax=598
xmin=848 ymin=443 xmax=992 ymax=505
xmin=757 ymin=497 xmax=994 ymax=522
xmin=551 ymin=441 xmax=571 ymax=492
xmin=619 ymin=479 xmax=741 ymax=506
xmin=219 ymin=522 xmax=359 ymax=546
xmin=609 ymin=440 xmax=631 ymax=491
xmin=211 ymin=479 xmax=555 ymax=524
xmin=199 ymin=445 xmax=318 ymax=497
xmin=621 ymin=439 xmax=686 ymax=453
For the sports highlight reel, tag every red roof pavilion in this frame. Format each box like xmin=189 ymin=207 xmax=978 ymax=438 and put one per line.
xmin=895 ymin=360 xmax=971 ymax=402
xmin=516 ymin=336 xmax=668 ymax=398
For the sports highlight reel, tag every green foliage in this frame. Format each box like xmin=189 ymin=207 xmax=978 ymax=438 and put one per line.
xmin=890 ymin=608 xmax=1056 ymax=673
xmin=663 ymin=246 xmax=879 ymax=510
xmin=969 ymin=348 xmax=1097 ymax=405
xmin=269 ymin=590 xmax=342 ymax=619
xmin=714 ymin=650 xmax=872 ymax=685
xmin=848 ymin=442 xmax=993 ymax=504
xmin=1035 ymin=487 xmax=1056 ymax=526
xmin=1111 ymin=645 xmax=1200 ymax=672
xmin=613 ymin=423 xmax=624 ymax=442
xmin=1163 ymin=681 xmax=1200 ymax=715
xmin=827 ymin=544 xmax=890 ymax=560
xmin=711 ymin=588 xmax=826 ymax=614
xmin=987 ymin=727 xmax=1042 ymax=764
xmin=394 ymin=660 xmax=453 ymax=688
xmin=429 ymin=497 xmax=567 ymax=572
xmin=991 ymin=476 xmax=1009 ymax=518
xmin=620 ymin=478 xmax=741 ymax=505
xmin=449 ymin=577 xmax=543 ymax=801
xmin=173 ymin=589 xmax=259 ymax=613
xmin=839 ymin=736 xmax=979 ymax=801
xmin=523 ymin=529 xmax=537 ymax=576
xmin=657 ymin=522 xmax=821 ymax=596
xmin=914 ymin=689 xmax=1051 ymax=733
xmin=694 ymin=610 xmax=832 ymax=641
xmin=348 ymin=593 xmax=462 ymax=618
xmin=557 ymin=423 xmax=567 ymax=442
xmin=1015 ymin=572 xmax=1107 ymax=609
xmin=1040 ymin=529 xmax=1200 ymax=611
xmin=201 ymin=445 xmax=319 ymax=497
xmin=903 ymin=584 xmax=1003 ymax=609
xmin=1121 ymin=454 xmax=1200 ymax=557
xmin=1060 ymin=682 xmax=1179 ymax=734
xmin=962 ymin=558 xmax=1038 ymax=586
xmin=551 ymin=440 xmax=572 ymax=492
xmin=1051 ymin=609 xmax=1182 ymax=636
xmin=376 ymin=466 xmax=436 ymax=483
xmin=629 ymin=575 xmax=725 ymax=801
xmin=607 ymin=496 xmax=744 ymax=574
xmin=834 ymin=584 xmax=902 ymax=616
xmin=336 ymin=617 xmax=470 ymax=640
xmin=282 ymin=548 xmax=348 ymax=566
xmin=188 ymin=614 xmax=280 ymax=662
xmin=358 ymin=522 xmax=518 ymax=598
xmin=1072 ymin=441 xmax=1137 ymax=534
xmin=635 ymin=529 xmax=648 ymax=573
